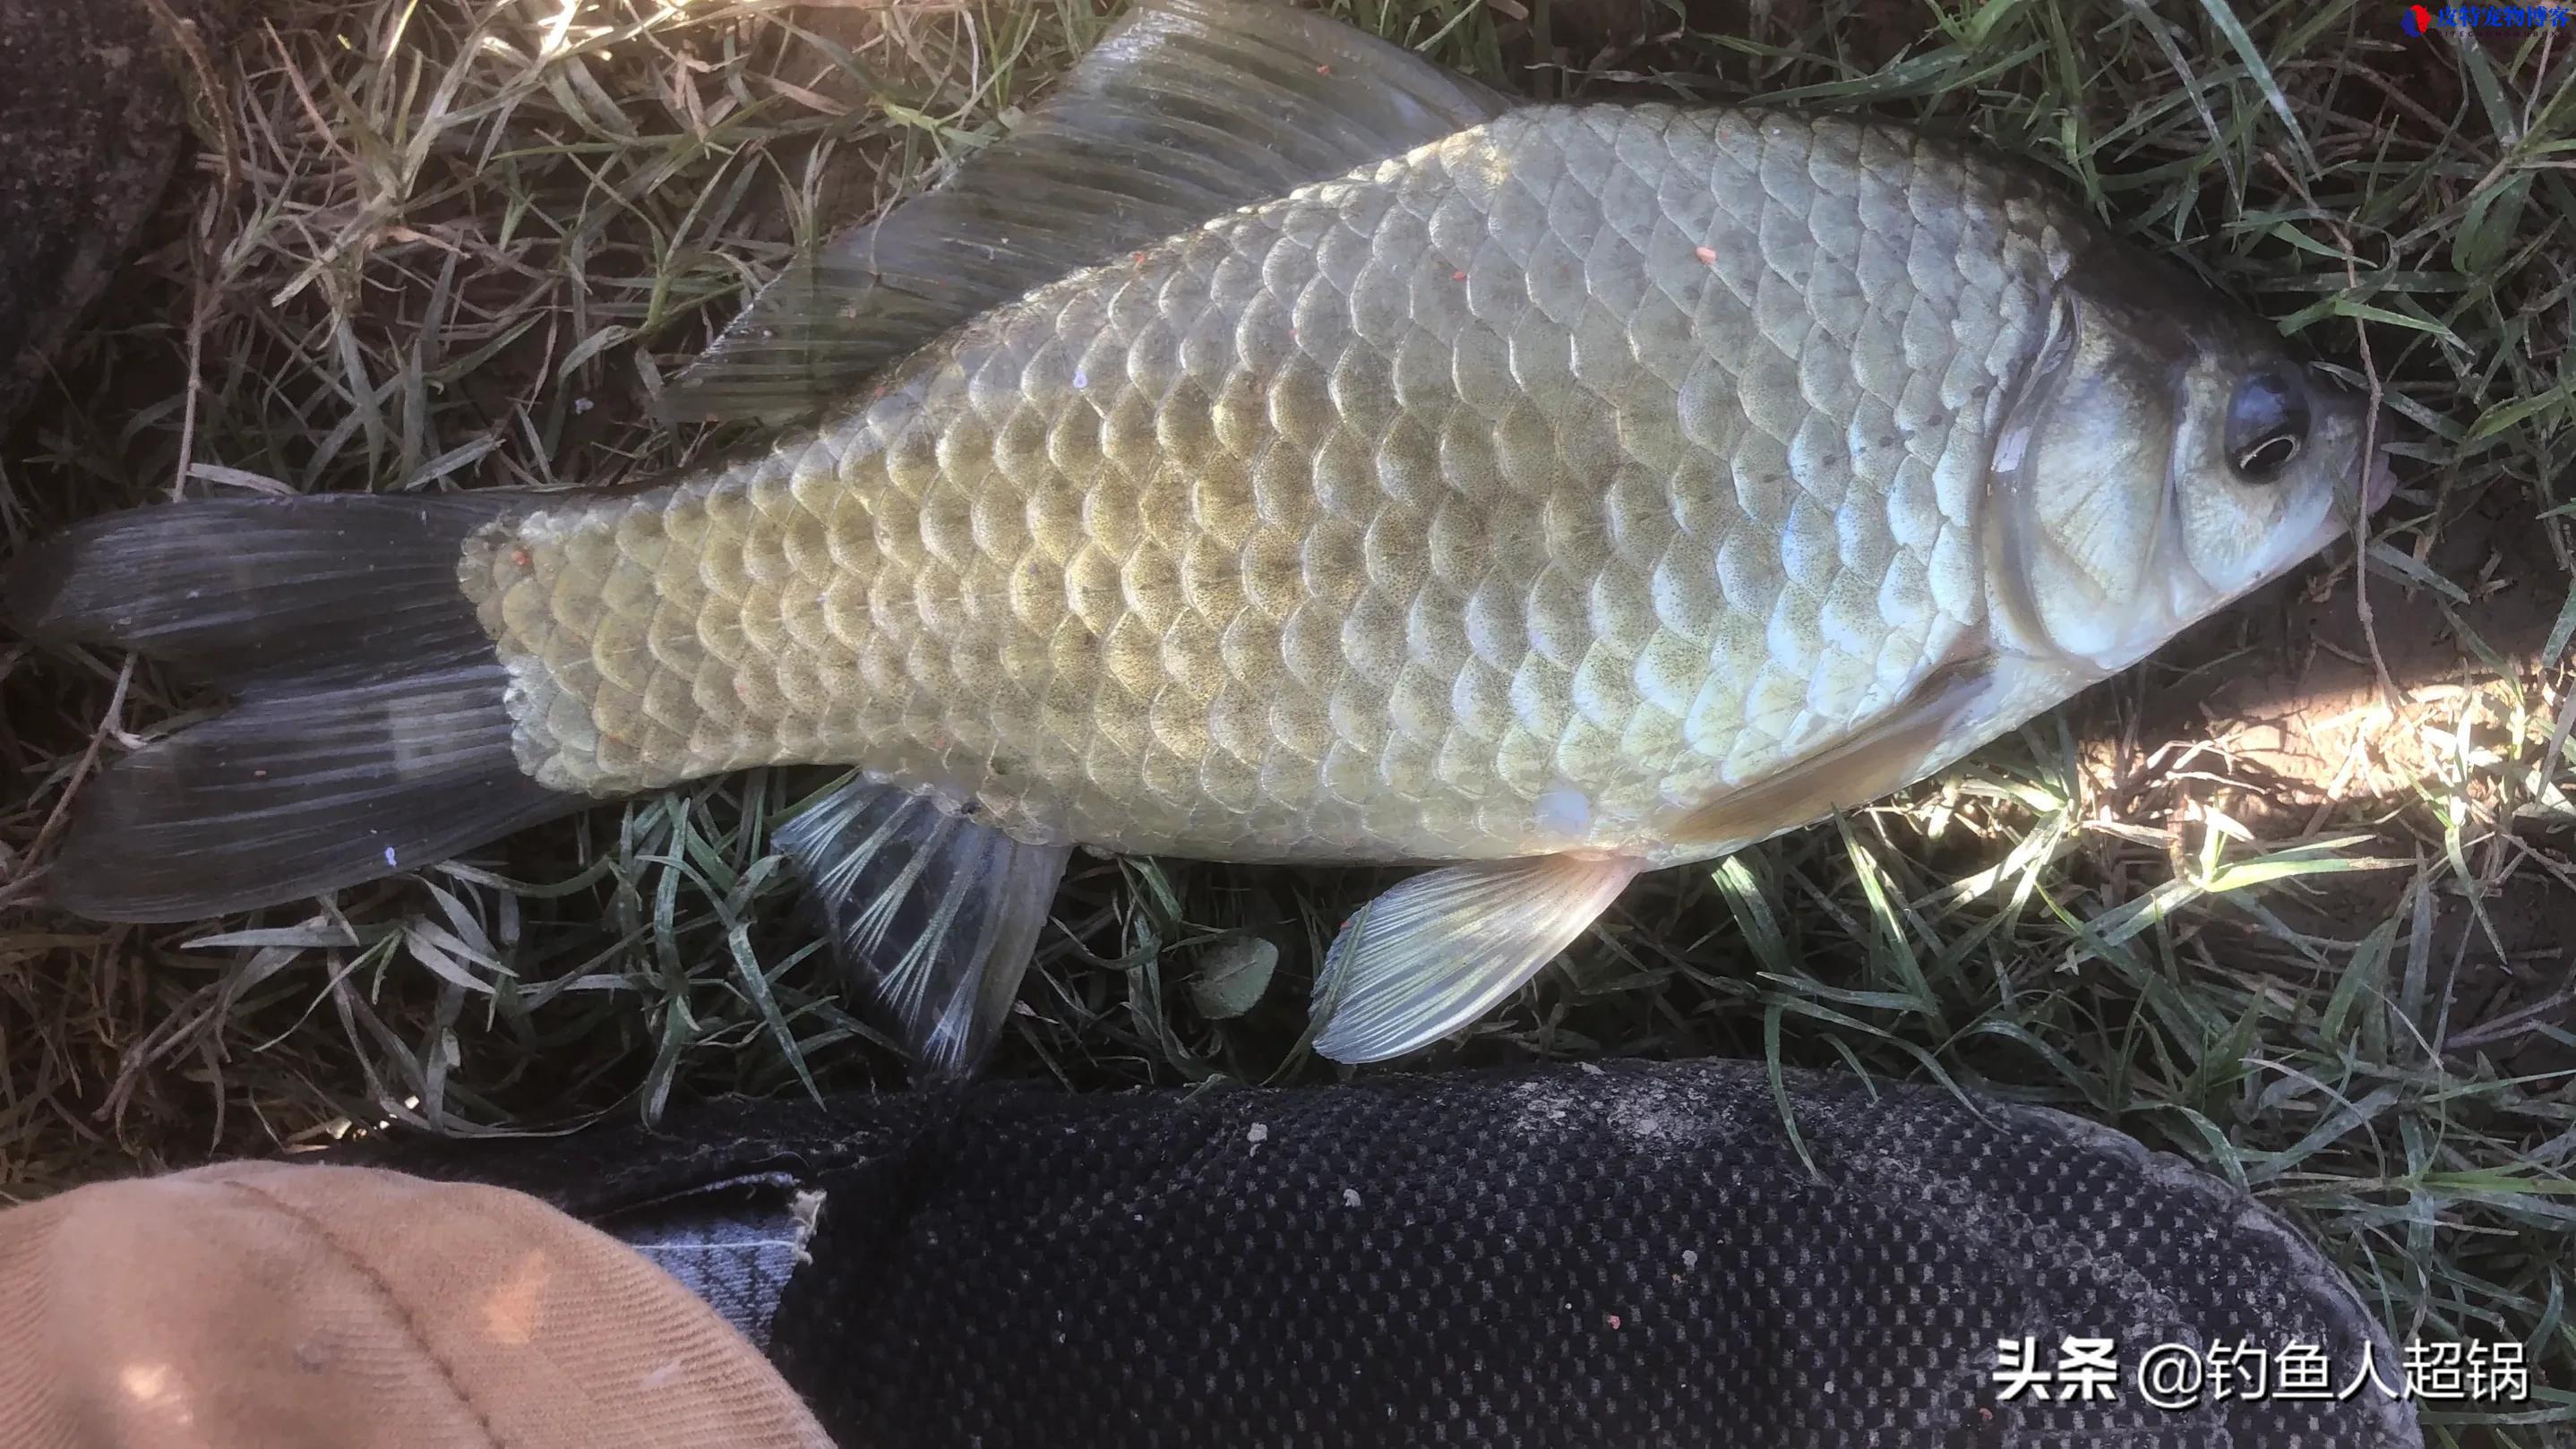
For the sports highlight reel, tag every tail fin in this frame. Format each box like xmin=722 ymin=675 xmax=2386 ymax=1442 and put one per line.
xmin=6 ymin=493 xmax=585 ymax=922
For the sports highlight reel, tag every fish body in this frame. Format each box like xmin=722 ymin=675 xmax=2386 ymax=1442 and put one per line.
xmin=9 ymin=0 xmax=2390 ymax=1071
xmin=471 ymin=104 xmax=2087 ymax=870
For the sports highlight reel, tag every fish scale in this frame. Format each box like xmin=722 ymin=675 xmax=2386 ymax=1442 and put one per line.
xmin=463 ymin=103 xmax=2080 ymax=866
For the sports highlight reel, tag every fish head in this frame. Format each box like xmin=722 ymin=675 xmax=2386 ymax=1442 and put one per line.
xmin=1984 ymin=244 xmax=2394 ymax=675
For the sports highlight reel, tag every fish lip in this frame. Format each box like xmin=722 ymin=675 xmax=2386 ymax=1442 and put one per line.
xmin=2360 ymin=451 xmax=2399 ymax=514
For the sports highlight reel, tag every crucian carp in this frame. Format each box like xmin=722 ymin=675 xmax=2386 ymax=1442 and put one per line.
xmin=7 ymin=0 xmax=2393 ymax=1073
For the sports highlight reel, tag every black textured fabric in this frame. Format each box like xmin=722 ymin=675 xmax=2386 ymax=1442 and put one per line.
xmin=350 ymin=1060 xmax=2418 ymax=1448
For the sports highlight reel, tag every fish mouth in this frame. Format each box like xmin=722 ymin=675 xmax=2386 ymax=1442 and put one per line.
xmin=2360 ymin=450 xmax=2399 ymax=515
xmin=2297 ymin=439 xmax=2395 ymax=560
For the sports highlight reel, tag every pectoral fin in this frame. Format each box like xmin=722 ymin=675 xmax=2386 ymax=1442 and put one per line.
xmin=777 ymin=777 xmax=1071 ymax=1077
xmin=1309 ymin=853 xmax=1644 ymax=1064
xmin=1670 ymin=656 xmax=1999 ymax=850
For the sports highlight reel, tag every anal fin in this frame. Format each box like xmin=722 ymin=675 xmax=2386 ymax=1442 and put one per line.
xmin=1309 ymin=853 xmax=1644 ymax=1065
xmin=776 ymin=778 xmax=1071 ymax=1077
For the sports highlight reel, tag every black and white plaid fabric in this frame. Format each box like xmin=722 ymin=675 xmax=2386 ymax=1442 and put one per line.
xmin=600 ymin=1179 xmax=805 ymax=1350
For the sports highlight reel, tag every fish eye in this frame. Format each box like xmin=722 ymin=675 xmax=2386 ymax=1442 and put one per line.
xmin=2225 ymin=369 xmax=2309 ymax=483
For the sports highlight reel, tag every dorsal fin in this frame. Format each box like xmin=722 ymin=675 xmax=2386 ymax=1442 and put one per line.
xmin=661 ymin=0 xmax=1514 ymax=424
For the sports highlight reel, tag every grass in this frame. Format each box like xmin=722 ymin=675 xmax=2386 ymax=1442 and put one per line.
xmin=0 ymin=0 xmax=2571 ymax=1439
